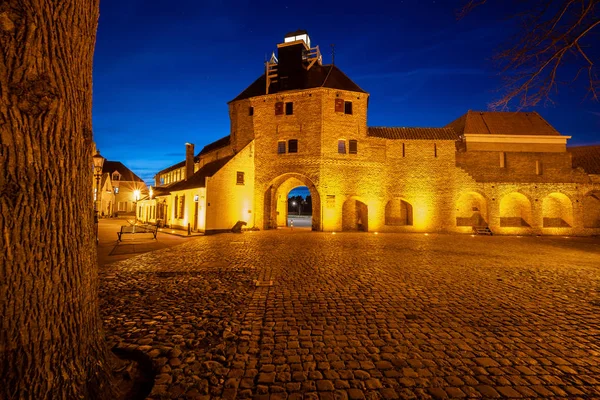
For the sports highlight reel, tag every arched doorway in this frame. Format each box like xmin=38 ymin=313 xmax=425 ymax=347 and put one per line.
xmin=287 ymin=186 xmax=313 ymax=228
xmin=500 ymin=192 xmax=532 ymax=227
xmin=264 ymin=174 xmax=321 ymax=231
xmin=342 ymin=197 xmax=368 ymax=231
xmin=583 ymin=191 xmax=600 ymax=228
xmin=542 ymin=192 xmax=573 ymax=227
xmin=456 ymin=192 xmax=488 ymax=226
xmin=385 ymin=198 xmax=413 ymax=226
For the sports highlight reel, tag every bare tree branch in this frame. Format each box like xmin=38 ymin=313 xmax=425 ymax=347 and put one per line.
xmin=460 ymin=0 xmax=600 ymax=109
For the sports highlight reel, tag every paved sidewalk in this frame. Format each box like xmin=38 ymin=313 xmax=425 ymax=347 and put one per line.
xmin=97 ymin=219 xmax=190 ymax=267
xmin=99 ymin=231 xmax=600 ymax=399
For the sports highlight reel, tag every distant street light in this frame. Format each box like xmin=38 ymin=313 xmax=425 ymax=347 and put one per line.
xmin=92 ymin=152 xmax=104 ymax=244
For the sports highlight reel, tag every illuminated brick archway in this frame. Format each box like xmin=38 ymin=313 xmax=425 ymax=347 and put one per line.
xmin=385 ymin=198 xmax=413 ymax=226
xmin=342 ymin=196 xmax=368 ymax=232
xmin=500 ymin=192 xmax=532 ymax=227
xmin=583 ymin=191 xmax=600 ymax=228
xmin=263 ymin=173 xmax=321 ymax=231
xmin=542 ymin=192 xmax=573 ymax=227
xmin=456 ymin=192 xmax=488 ymax=227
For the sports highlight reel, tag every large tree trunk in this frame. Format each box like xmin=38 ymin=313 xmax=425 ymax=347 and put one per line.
xmin=0 ymin=1 xmax=113 ymax=398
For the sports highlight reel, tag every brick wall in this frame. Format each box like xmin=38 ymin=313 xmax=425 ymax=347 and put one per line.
xmin=221 ymin=88 xmax=600 ymax=236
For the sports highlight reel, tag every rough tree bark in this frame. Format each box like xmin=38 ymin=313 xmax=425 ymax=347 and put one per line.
xmin=0 ymin=1 xmax=113 ymax=398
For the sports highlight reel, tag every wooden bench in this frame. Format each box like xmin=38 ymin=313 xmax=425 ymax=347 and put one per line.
xmin=117 ymin=224 xmax=158 ymax=242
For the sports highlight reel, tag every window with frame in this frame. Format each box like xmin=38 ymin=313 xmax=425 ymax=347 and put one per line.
xmin=275 ymin=102 xmax=283 ymax=115
xmin=237 ymin=171 xmax=245 ymax=185
xmin=179 ymin=195 xmax=185 ymax=219
xmin=114 ymin=187 xmax=119 ymax=194
xmin=288 ymin=139 xmax=298 ymax=153
xmin=338 ymin=140 xmax=346 ymax=154
xmin=248 ymin=106 xmax=254 ymax=116
xmin=174 ymin=195 xmax=179 ymax=218
xmin=112 ymin=173 xmax=120 ymax=181
xmin=285 ymin=102 xmax=293 ymax=115
xmin=349 ymin=140 xmax=358 ymax=154
xmin=277 ymin=141 xmax=286 ymax=154
xmin=344 ymin=101 xmax=353 ymax=115
xmin=335 ymin=98 xmax=344 ymax=112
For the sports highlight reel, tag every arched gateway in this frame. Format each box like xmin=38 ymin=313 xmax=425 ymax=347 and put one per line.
xmin=264 ymin=174 xmax=321 ymax=231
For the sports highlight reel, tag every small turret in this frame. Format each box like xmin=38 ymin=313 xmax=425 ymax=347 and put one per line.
xmin=265 ymin=30 xmax=322 ymax=94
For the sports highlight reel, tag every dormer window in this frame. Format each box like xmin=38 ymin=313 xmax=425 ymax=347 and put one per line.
xmin=112 ymin=172 xmax=120 ymax=181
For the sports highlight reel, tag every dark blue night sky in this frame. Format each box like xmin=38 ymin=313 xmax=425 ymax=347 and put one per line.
xmin=93 ymin=0 xmax=600 ymax=185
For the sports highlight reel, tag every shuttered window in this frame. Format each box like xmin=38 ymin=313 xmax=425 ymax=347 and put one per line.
xmin=237 ymin=171 xmax=245 ymax=185
xmin=275 ymin=102 xmax=283 ymax=115
xmin=349 ymin=140 xmax=358 ymax=154
xmin=344 ymin=101 xmax=353 ymax=114
xmin=338 ymin=140 xmax=346 ymax=154
xmin=179 ymin=195 xmax=185 ymax=219
xmin=288 ymin=139 xmax=298 ymax=153
xmin=277 ymin=141 xmax=286 ymax=154
xmin=335 ymin=98 xmax=344 ymax=112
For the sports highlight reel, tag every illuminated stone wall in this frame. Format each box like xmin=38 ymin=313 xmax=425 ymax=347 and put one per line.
xmin=204 ymin=142 xmax=255 ymax=233
xmin=193 ymin=83 xmax=600 ymax=236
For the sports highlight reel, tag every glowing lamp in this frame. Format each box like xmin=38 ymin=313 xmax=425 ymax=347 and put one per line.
xmin=133 ymin=189 xmax=140 ymax=201
xmin=92 ymin=152 xmax=104 ymax=176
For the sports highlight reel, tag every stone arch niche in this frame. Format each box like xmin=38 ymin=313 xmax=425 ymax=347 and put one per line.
xmin=499 ymin=192 xmax=532 ymax=227
xmin=455 ymin=192 xmax=488 ymax=227
xmin=342 ymin=197 xmax=368 ymax=231
xmin=542 ymin=192 xmax=573 ymax=227
xmin=385 ymin=198 xmax=413 ymax=226
xmin=583 ymin=191 xmax=600 ymax=228
xmin=263 ymin=173 xmax=321 ymax=231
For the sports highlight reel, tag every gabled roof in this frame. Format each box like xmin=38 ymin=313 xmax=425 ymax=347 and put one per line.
xmin=102 ymin=161 xmax=144 ymax=182
xmin=570 ymin=145 xmax=600 ymax=175
xmin=199 ymin=135 xmax=231 ymax=155
xmin=155 ymin=136 xmax=230 ymax=176
xmin=230 ymin=64 xmax=366 ymax=102
xmin=368 ymin=127 xmax=458 ymax=141
xmin=168 ymin=156 xmax=234 ymax=191
xmin=446 ymin=111 xmax=561 ymax=136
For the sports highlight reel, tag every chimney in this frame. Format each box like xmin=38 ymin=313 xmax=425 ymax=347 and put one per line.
xmin=185 ymin=143 xmax=194 ymax=180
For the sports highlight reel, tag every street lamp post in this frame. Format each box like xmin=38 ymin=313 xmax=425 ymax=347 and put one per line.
xmin=133 ymin=189 xmax=140 ymax=224
xmin=92 ymin=152 xmax=105 ymax=244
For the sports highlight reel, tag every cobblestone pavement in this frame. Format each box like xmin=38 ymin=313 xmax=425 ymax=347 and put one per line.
xmin=99 ymin=232 xmax=600 ymax=399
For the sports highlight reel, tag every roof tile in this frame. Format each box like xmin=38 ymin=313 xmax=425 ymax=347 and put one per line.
xmin=368 ymin=127 xmax=458 ymax=140
xmin=447 ymin=111 xmax=561 ymax=136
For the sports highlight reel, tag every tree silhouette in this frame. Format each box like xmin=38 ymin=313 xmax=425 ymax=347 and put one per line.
xmin=461 ymin=0 xmax=600 ymax=109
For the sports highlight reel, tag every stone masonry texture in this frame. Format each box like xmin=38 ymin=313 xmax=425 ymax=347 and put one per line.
xmin=99 ymin=231 xmax=600 ymax=399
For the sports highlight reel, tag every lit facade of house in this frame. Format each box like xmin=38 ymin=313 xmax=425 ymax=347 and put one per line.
xmin=97 ymin=161 xmax=147 ymax=217
xmin=143 ymin=31 xmax=600 ymax=235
